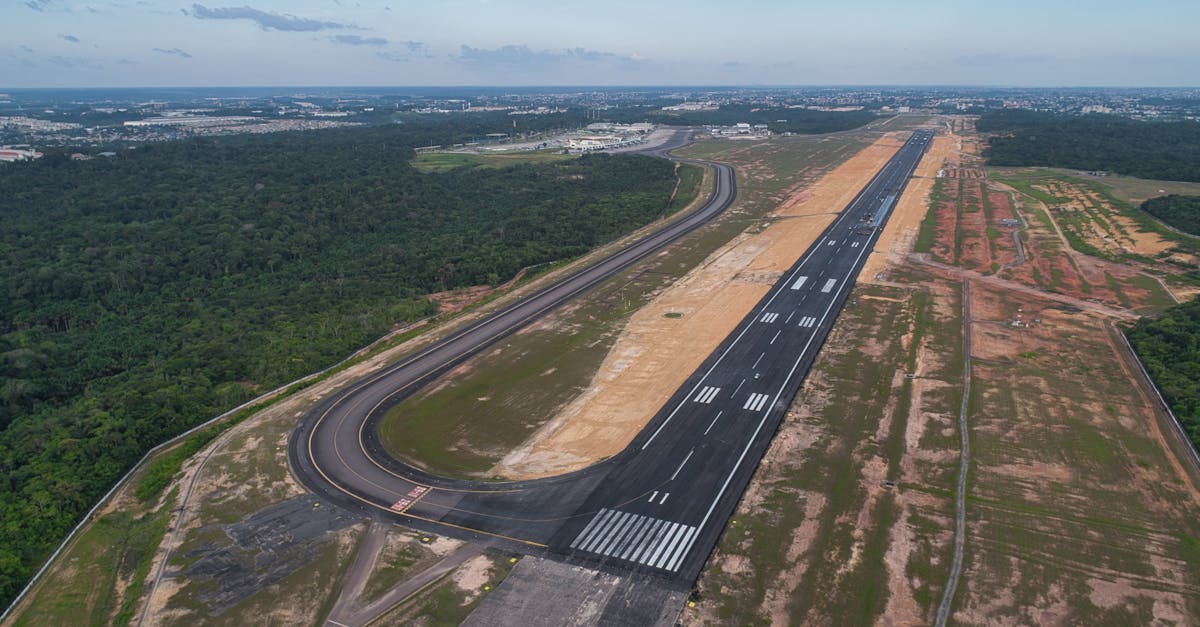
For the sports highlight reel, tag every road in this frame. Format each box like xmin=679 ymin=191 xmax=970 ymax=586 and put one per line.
xmin=290 ymin=129 xmax=933 ymax=586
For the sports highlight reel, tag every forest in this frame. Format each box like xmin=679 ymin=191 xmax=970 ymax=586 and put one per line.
xmin=607 ymin=105 xmax=879 ymax=135
xmin=978 ymin=110 xmax=1200 ymax=182
xmin=0 ymin=125 xmax=683 ymax=606
xmin=1140 ymin=195 xmax=1200 ymax=236
xmin=1127 ymin=297 xmax=1200 ymax=452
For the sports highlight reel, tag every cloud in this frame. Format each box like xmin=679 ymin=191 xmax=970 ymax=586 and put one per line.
xmin=47 ymin=55 xmax=103 ymax=70
xmin=152 ymin=47 xmax=192 ymax=58
xmin=190 ymin=4 xmax=352 ymax=31
xmin=376 ymin=42 xmax=430 ymax=62
xmin=60 ymin=34 xmax=80 ymax=43
xmin=330 ymin=34 xmax=386 ymax=46
xmin=19 ymin=45 xmax=35 ymax=54
xmin=24 ymin=0 xmax=53 ymax=11
xmin=457 ymin=45 xmax=648 ymax=70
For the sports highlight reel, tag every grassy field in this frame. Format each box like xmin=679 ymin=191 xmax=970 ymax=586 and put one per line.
xmin=379 ymin=133 xmax=871 ymax=478
xmin=951 ymin=280 xmax=1200 ymax=623
xmin=11 ymin=490 xmax=175 ymax=627
xmin=410 ymin=151 xmax=573 ymax=173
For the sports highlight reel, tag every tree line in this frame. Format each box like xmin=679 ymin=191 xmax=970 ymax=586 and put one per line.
xmin=1140 ymin=195 xmax=1200 ymax=236
xmin=978 ymin=109 xmax=1200 ymax=182
xmin=1126 ymin=297 xmax=1200 ymax=452
xmin=0 ymin=124 xmax=680 ymax=607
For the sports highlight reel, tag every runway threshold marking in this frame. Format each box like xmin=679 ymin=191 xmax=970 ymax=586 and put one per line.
xmin=760 ymin=312 xmax=780 ymax=323
xmin=569 ymin=508 xmax=699 ymax=572
xmin=851 ymin=241 xmax=861 ymax=248
xmin=798 ymin=316 xmax=817 ymax=328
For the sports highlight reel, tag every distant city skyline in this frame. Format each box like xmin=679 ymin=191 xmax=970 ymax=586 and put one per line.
xmin=4 ymin=0 xmax=1198 ymax=88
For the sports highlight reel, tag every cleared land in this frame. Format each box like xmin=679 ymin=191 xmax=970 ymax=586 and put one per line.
xmin=410 ymin=151 xmax=573 ymax=173
xmin=378 ymin=132 xmax=890 ymax=479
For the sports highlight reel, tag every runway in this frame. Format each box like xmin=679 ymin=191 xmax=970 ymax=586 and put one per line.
xmin=290 ymin=129 xmax=933 ymax=585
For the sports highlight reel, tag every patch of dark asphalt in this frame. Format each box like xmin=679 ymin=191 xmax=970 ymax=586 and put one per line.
xmin=172 ymin=495 xmax=360 ymax=615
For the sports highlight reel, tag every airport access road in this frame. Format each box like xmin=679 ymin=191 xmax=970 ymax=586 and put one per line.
xmin=290 ymin=129 xmax=933 ymax=585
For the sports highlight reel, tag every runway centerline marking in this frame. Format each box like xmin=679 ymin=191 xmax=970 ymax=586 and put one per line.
xmin=752 ymin=352 xmax=765 ymax=369
xmin=770 ymin=330 xmax=781 ymax=344
xmin=703 ymin=410 xmax=723 ymax=435
xmin=670 ymin=449 xmax=694 ymax=481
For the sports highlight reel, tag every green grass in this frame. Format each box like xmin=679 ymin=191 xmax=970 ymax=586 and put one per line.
xmin=410 ymin=151 xmax=572 ymax=173
xmin=13 ymin=490 xmax=175 ymax=627
xmin=913 ymin=178 xmax=945 ymax=254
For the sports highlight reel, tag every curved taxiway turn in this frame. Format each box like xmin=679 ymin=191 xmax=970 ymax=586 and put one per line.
xmin=290 ymin=129 xmax=933 ymax=583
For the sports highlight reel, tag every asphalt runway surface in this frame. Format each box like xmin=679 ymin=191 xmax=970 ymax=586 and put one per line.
xmin=290 ymin=129 xmax=933 ymax=586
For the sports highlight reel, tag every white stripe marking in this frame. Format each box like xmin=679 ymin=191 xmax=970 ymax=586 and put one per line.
xmin=594 ymin=511 xmax=635 ymax=556
xmin=790 ymin=275 xmax=808 ymax=290
xmin=578 ymin=509 xmax=620 ymax=552
xmin=851 ymin=241 xmax=860 ymax=248
xmin=799 ymin=316 xmax=816 ymax=328
xmin=630 ymin=519 xmax=667 ymax=564
xmin=659 ymin=492 xmax=670 ymax=505
xmin=648 ymin=491 xmax=658 ymax=503
xmin=665 ymin=526 xmax=700 ymax=572
xmin=608 ymin=515 xmax=649 ymax=558
xmin=652 ymin=525 xmax=688 ymax=569
xmin=821 ymin=278 xmax=837 ymax=293
xmin=827 ymin=239 xmax=836 ymax=246
xmin=647 ymin=523 xmax=683 ymax=567
xmin=752 ymin=352 xmax=764 ymax=369
xmin=743 ymin=393 xmax=770 ymax=411
xmin=785 ymin=311 xmax=795 ymax=324
xmin=620 ymin=518 xmax=659 ymax=561
xmin=570 ymin=509 xmax=610 ymax=550
xmin=693 ymin=386 xmax=721 ymax=404
xmin=670 ymin=450 xmax=694 ymax=481
xmin=770 ymin=330 xmax=781 ymax=344
xmin=704 ymin=410 xmax=723 ymax=435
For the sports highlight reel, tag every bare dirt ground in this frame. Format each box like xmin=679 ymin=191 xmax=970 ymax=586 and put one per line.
xmin=493 ymin=134 xmax=907 ymax=479
xmin=684 ymin=117 xmax=1200 ymax=625
xmin=862 ymin=120 xmax=959 ymax=282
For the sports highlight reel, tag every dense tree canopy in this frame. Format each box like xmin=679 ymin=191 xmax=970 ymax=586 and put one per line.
xmin=1140 ymin=195 xmax=1200 ymax=236
xmin=0 ymin=125 xmax=681 ymax=607
xmin=1127 ymin=297 xmax=1200 ymax=451
xmin=979 ymin=110 xmax=1200 ymax=182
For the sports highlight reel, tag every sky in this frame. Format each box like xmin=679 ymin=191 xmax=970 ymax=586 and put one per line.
xmin=3 ymin=0 xmax=1198 ymax=88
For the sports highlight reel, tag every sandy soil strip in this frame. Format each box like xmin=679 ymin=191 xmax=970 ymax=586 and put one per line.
xmin=492 ymin=134 xmax=907 ymax=480
xmin=861 ymin=124 xmax=959 ymax=283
